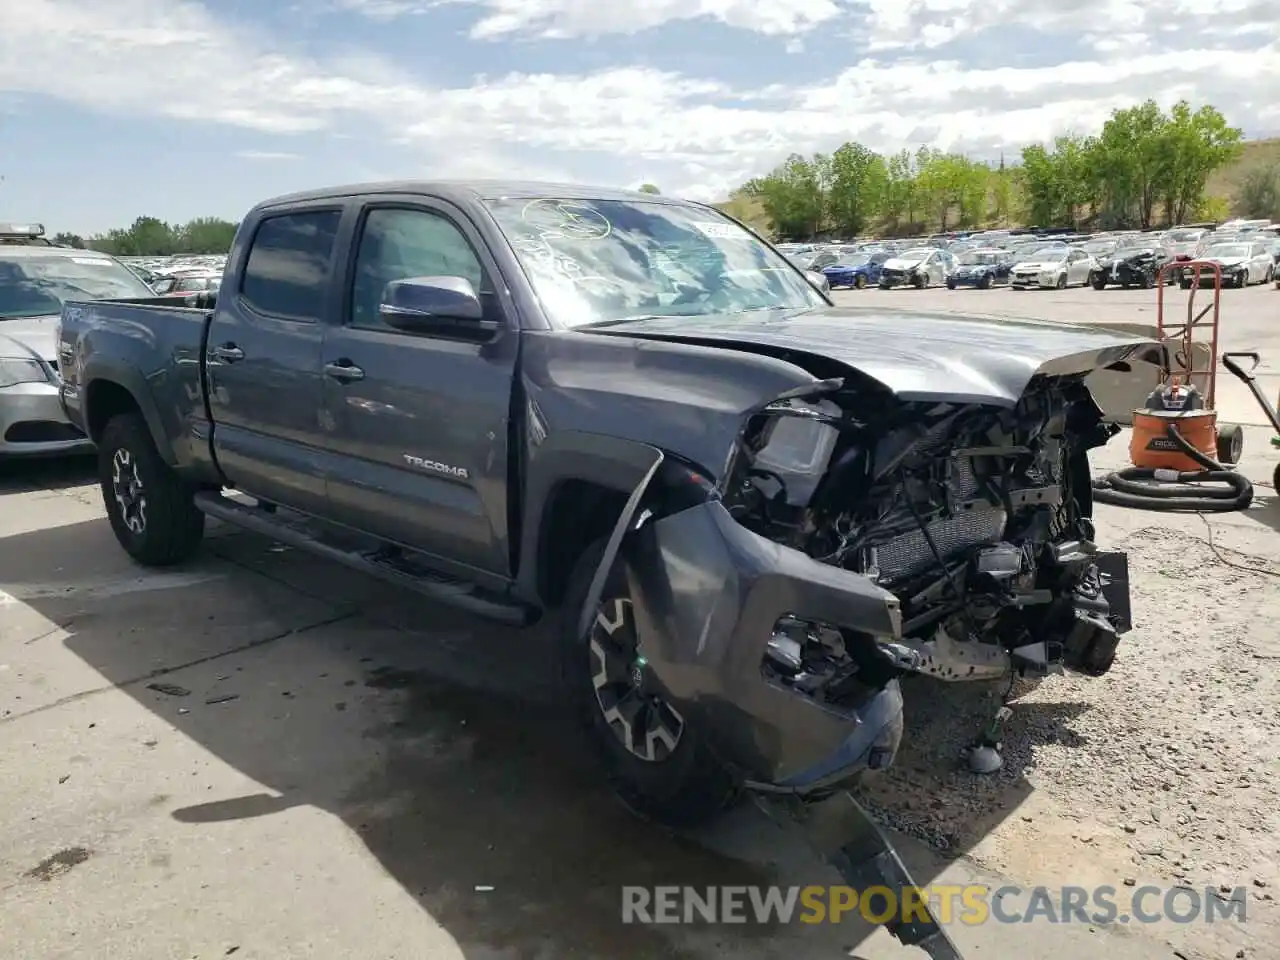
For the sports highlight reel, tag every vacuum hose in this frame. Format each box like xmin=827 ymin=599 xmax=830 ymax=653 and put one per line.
xmin=1092 ymin=424 xmax=1254 ymax=512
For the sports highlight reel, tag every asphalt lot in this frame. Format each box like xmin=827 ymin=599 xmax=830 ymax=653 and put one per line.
xmin=1 ymin=285 xmax=1278 ymax=960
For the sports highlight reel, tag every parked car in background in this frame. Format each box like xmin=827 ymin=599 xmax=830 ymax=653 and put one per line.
xmin=878 ymin=247 xmax=949 ymax=288
xmin=1163 ymin=228 xmax=1208 ymax=263
xmin=157 ymin=273 xmax=222 ymax=298
xmin=1186 ymin=241 xmax=1275 ymax=287
xmin=1010 ymin=246 xmax=1096 ymax=289
xmin=1 ymin=245 xmax=154 ymax=456
xmin=1090 ymin=244 xmax=1173 ymax=289
xmin=823 ymin=252 xmax=890 ymax=289
xmin=946 ymin=248 xmax=1012 ymax=289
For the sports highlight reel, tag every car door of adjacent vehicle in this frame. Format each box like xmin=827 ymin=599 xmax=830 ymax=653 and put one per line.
xmin=1066 ymin=249 xmax=1089 ymax=284
xmin=1251 ymin=244 xmax=1270 ymax=282
xmin=319 ymin=199 xmax=517 ymax=578
xmin=205 ymin=205 xmax=345 ymax=516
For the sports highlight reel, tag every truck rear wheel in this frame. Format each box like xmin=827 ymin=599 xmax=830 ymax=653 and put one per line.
xmin=559 ymin=538 xmax=737 ymax=826
xmin=98 ymin=413 xmax=205 ymax=566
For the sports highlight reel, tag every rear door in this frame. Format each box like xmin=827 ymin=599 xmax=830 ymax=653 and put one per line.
xmin=319 ymin=197 xmax=518 ymax=577
xmin=205 ymin=204 xmax=345 ymax=515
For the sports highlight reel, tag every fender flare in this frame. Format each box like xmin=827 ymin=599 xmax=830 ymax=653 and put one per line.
xmin=515 ymin=430 xmax=666 ymax=615
xmin=81 ymin=359 xmax=178 ymax=466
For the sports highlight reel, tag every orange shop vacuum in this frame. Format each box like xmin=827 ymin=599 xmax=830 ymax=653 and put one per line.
xmin=1092 ymin=377 xmax=1253 ymax=513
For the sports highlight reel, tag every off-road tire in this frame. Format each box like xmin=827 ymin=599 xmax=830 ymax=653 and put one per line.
xmin=98 ymin=413 xmax=205 ymax=566
xmin=559 ymin=537 xmax=738 ymax=827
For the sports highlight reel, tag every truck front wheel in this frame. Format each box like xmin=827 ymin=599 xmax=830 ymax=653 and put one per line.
xmin=560 ymin=538 xmax=737 ymax=826
xmin=98 ymin=413 xmax=205 ymax=566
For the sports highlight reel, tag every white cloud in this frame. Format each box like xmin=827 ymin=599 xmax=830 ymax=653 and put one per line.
xmin=235 ymin=150 xmax=302 ymax=160
xmin=0 ymin=0 xmax=1276 ymax=205
xmin=336 ymin=0 xmax=848 ymax=37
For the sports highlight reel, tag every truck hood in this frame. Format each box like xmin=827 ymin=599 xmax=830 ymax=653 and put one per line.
xmin=585 ymin=307 xmax=1165 ymax=407
xmin=0 ymin=314 xmax=59 ymax=362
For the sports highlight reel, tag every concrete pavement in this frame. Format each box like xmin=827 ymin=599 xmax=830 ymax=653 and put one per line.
xmin=6 ymin=451 xmax=1266 ymax=959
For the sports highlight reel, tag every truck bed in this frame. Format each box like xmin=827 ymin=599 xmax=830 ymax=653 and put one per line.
xmin=58 ymin=295 xmax=215 ymax=471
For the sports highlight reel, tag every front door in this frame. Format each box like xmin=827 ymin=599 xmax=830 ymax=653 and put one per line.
xmin=319 ymin=199 xmax=518 ymax=577
xmin=205 ymin=205 xmax=345 ymax=515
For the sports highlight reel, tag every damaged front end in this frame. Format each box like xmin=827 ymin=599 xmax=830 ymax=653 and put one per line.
xmin=617 ymin=373 xmax=1132 ymax=799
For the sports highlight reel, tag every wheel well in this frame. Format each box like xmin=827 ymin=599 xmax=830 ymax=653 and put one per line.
xmin=85 ymin=380 xmax=141 ymax=443
xmin=537 ymin=480 xmax=629 ymax=609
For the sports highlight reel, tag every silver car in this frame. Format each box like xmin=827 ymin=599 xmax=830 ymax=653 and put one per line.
xmin=1009 ymin=245 xmax=1097 ymax=289
xmin=0 ymin=246 xmax=155 ymax=457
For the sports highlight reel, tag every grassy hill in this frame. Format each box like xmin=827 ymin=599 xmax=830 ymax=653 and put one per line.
xmin=1209 ymin=136 xmax=1280 ymax=208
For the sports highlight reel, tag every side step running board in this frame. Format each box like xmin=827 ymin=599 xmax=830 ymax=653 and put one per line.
xmin=194 ymin=492 xmax=537 ymax=626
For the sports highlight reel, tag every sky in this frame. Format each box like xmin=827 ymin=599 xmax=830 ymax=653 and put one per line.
xmin=0 ymin=0 xmax=1276 ymax=236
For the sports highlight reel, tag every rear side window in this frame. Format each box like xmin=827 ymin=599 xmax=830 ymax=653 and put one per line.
xmin=240 ymin=210 xmax=341 ymax=320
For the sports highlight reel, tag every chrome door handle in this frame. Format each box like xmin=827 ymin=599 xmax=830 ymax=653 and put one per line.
xmin=324 ymin=361 xmax=364 ymax=382
xmin=211 ymin=343 xmax=244 ymax=362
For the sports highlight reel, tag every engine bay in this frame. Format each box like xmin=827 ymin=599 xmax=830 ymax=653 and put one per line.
xmin=723 ymin=376 xmax=1129 ymax=690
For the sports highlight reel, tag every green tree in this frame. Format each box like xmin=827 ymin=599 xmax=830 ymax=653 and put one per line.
xmin=174 ymin=217 xmax=238 ymax=254
xmin=637 ymin=183 xmax=661 ymax=194
xmin=1235 ymin=163 xmax=1280 ymax=219
xmin=747 ymin=154 xmax=826 ymax=239
xmin=882 ymin=149 xmax=919 ymax=232
xmin=1157 ymin=102 xmax=1242 ymax=224
xmin=1097 ymin=101 xmax=1168 ymax=227
xmin=827 ymin=142 xmax=886 ymax=236
xmin=50 ymin=232 xmax=85 ymax=248
xmin=86 ymin=216 xmax=237 ymax=256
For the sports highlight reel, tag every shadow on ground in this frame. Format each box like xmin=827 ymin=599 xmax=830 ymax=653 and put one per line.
xmin=0 ymin=504 xmax=1075 ymax=958
xmin=0 ymin=453 xmax=96 ymax=494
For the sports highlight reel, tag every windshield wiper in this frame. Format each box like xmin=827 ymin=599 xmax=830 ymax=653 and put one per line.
xmin=577 ymin=314 xmax=669 ymax=329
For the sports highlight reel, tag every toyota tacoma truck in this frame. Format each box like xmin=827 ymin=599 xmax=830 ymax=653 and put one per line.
xmin=58 ymin=181 xmax=1157 ymax=829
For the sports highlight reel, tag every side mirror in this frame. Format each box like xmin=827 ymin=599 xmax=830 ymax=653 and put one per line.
xmin=379 ymin=276 xmax=497 ymax=333
xmin=806 ymin=270 xmax=830 ymax=294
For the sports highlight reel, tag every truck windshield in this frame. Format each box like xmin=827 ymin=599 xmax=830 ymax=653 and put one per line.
xmin=483 ymin=197 xmax=826 ymax=328
xmin=0 ymin=254 xmax=155 ymax=319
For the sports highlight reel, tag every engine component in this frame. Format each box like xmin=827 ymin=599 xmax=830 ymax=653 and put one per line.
xmin=726 ymin=377 xmax=1129 ymax=683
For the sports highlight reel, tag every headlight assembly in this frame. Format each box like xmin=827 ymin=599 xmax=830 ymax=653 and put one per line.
xmin=0 ymin=358 xmax=49 ymax=388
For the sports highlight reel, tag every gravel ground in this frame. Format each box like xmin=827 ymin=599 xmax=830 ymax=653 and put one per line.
xmin=855 ymin=426 xmax=1280 ymax=959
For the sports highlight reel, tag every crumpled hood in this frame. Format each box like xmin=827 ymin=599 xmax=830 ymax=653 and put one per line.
xmin=585 ymin=307 xmax=1165 ymax=407
xmin=882 ymin=257 xmax=926 ymax=270
xmin=0 ymin=314 xmax=60 ymax=362
xmin=1203 ymin=254 xmax=1247 ymax=267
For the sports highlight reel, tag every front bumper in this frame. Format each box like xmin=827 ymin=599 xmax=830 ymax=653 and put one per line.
xmin=949 ymin=272 xmax=989 ymax=287
xmin=1010 ymin=271 xmax=1055 ymax=287
xmin=0 ymin=382 xmax=93 ymax=457
xmin=621 ymin=500 xmax=905 ymax=796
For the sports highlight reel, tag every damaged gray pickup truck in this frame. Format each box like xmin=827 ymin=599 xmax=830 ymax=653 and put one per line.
xmin=58 ymin=182 xmax=1157 ymax=836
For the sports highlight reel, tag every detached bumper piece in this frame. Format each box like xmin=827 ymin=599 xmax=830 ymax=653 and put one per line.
xmin=621 ymin=500 xmax=906 ymax=797
xmin=756 ymin=790 xmax=965 ymax=959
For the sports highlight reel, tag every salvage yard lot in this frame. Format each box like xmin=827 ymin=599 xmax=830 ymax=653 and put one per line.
xmin=2 ymin=287 xmax=1279 ymax=960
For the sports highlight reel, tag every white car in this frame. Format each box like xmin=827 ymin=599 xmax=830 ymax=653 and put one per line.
xmin=1009 ymin=246 xmax=1097 ymax=289
xmin=877 ymin=247 xmax=950 ymax=288
xmin=1185 ymin=241 xmax=1275 ymax=288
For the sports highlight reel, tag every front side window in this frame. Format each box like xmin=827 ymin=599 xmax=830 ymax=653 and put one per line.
xmin=240 ymin=210 xmax=342 ymax=320
xmin=349 ymin=208 xmax=487 ymax=330
xmin=483 ymin=197 xmax=825 ymax=328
